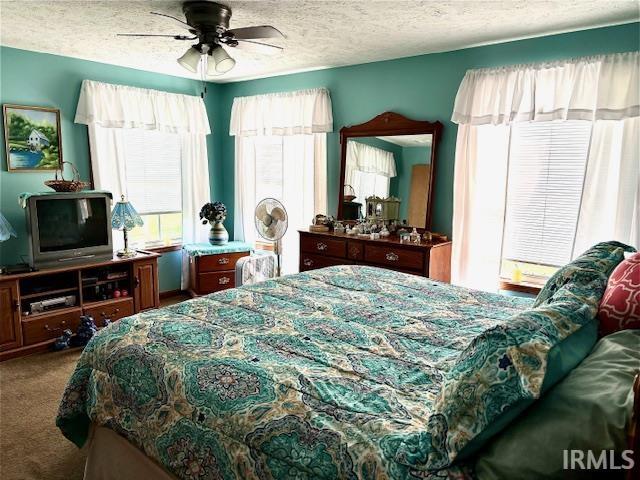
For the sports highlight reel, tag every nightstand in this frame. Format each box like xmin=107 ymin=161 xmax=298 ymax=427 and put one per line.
xmin=183 ymin=242 xmax=252 ymax=296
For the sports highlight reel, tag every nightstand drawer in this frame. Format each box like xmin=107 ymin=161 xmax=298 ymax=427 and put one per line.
xmin=198 ymin=252 xmax=248 ymax=272
xmin=196 ymin=271 xmax=235 ymax=294
xmin=300 ymin=236 xmax=346 ymax=258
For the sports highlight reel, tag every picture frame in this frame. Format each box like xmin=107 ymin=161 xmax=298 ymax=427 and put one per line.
xmin=3 ymin=104 xmax=63 ymax=172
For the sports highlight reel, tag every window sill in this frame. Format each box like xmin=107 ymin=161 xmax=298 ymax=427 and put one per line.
xmin=141 ymin=244 xmax=182 ymax=254
xmin=499 ymin=277 xmax=545 ymax=295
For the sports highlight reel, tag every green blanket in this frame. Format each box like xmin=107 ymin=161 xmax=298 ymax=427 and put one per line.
xmin=57 ymin=265 xmax=532 ymax=479
xmin=59 ymin=240 xmax=632 ymax=479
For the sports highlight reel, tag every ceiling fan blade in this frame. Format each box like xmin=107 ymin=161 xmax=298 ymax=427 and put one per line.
xmin=235 ymin=39 xmax=284 ymax=55
xmin=228 ymin=25 xmax=285 ymax=40
xmin=117 ymin=34 xmax=197 ymax=40
xmin=150 ymin=11 xmax=193 ymax=28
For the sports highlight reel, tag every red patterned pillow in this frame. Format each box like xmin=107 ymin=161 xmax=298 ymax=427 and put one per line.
xmin=598 ymin=252 xmax=640 ymax=336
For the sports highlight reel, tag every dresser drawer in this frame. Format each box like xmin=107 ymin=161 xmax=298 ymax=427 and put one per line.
xmin=198 ymin=252 xmax=248 ymax=273
xmin=22 ymin=309 xmax=81 ymax=346
xmin=196 ymin=271 xmax=235 ymax=294
xmin=300 ymin=236 xmax=346 ymax=258
xmin=300 ymin=253 xmax=352 ymax=272
xmin=83 ymin=298 xmax=134 ymax=327
xmin=364 ymin=245 xmax=425 ymax=271
xmin=347 ymin=241 xmax=364 ymax=260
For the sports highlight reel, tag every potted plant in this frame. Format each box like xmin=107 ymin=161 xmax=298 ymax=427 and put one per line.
xmin=200 ymin=201 xmax=228 ymax=245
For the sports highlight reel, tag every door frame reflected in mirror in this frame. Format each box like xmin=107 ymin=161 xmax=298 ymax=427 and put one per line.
xmin=338 ymin=111 xmax=443 ymax=230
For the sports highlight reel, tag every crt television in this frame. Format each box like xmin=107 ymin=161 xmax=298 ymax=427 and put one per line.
xmin=25 ymin=192 xmax=113 ymax=269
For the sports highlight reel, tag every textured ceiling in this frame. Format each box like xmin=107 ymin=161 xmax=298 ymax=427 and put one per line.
xmin=377 ymin=135 xmax=432 ymax=147
xmin=0 ymin=1 xmax=638 ymax=83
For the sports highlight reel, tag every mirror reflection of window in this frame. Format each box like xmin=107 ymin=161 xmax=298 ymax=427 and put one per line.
xmin=345 ymin=140 xmax=397 ymax=209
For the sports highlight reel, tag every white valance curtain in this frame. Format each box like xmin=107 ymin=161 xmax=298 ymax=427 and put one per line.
xmin=451 ymin=52 xmax=639 ymax=291
xmin=346 ymin=141 xmax=397 ymax=177
xmin=452 ymin=52 xmax=639 ymax=125
xmin=76 ymin=80 xmax=211 ymax=134
xmin=345 ymin=140 xmax=397 ymax=209
xmin=229 ymin=88 xmax=333 ymax=136
xmin=75 ymin=80 xmax=211 ymax=289
xmin=231 ymin=88 xmax=332 ymax=274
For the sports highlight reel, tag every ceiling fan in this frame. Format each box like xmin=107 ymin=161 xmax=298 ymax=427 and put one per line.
xmin=118 ymin=1 xmax=285 ymax=76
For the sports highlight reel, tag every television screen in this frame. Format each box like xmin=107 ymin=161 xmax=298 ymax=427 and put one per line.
xmin=36 ymin=197 xmax=109 ymax=252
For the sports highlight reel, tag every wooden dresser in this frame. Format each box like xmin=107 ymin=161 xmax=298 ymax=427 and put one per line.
xmin=299 ymin=230 xmax=451 ymax=282
xmin=0 ymin=253 xmax=160 ymax=361
xmin=184 ymin=242 xmax=252 ymax=296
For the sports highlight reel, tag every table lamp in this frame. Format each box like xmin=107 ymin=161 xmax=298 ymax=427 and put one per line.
xmin=0 ymin=212 xmax=18 ymax=274
xmin=111 ymin=195 xmax=143 ymax=258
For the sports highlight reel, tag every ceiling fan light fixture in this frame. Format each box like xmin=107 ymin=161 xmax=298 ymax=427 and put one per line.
xmin=211 ymin=46 xmax=236 ymax=74
xmin=177 ymin=46 xmax=201 ymax=72
xmin=205 ymin=53 xmax=223 ymax=77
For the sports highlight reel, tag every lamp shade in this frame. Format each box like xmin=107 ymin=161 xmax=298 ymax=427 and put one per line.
xmin=111 ymin=196 xmax=144 ymax=230
xmin=206 ymin=54 xmax=223 ymax=77
xmin=0 ymin=212 xmax=17 ymax=242
xmin=211 ymin=46 xmax=235 ymax=74
xmin=177 ymin=46 xmax=202 ymax=73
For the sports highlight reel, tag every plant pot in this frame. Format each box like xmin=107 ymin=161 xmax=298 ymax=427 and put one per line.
xmin=209 ymin=220 xmax=229 ymax=245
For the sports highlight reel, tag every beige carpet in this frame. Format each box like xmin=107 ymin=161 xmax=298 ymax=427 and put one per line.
xmin=0 ymin=348 xmax=85 ymax=480
xmin=0 ymin=294 xmax=189 ymax=480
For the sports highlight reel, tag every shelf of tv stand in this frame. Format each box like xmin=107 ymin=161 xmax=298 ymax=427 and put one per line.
xmin=83 ymin=297 xmax=132 ymax=308
xmin=20 ymin=287 xmax=79 ymax=300
xmin=82 ymin=278 xmax=129 ymax=288
xmin=0 ymin=252 xmax=160 ymax=361
xmin=22 ymin=305 xmax=81 ymax=321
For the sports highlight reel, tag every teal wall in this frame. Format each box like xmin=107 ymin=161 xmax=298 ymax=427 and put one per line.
xmin=1 ymin=23 xmax=638 ymax=290
xmin=0 ymin=47 xmax=223 ymax=292
xmin=214 ymin=22 xmax=639 ymax=239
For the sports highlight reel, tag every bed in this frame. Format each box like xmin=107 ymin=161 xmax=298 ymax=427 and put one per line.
xmin=57 ymin=242 xmax=639 ymax=480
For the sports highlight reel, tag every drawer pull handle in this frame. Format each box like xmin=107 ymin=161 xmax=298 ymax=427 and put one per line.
xmin=219 ymin=276 xmax=230 ymax=285
xmin=303 ymin=258 xmax=313 ymax=267
xmin=386 ymin=252 xmax=399 ymax=262
xmin=349 ymin=247 xmax=360 ymax=258
xmin=44 ymin=324 xmax=62 ymax=332
xmin=316 ymin=242 xmax=328 ymax=251
xmin=218 ymin=257 xmax=230 ymax=265
xmin=115 ymin=308 xmax=120 ymax=314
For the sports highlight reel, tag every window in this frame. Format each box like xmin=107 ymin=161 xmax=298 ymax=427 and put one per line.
xmin=121 ymin=129 xmax=183 ymax=249
xmin=236 ymin=133 xmax=325 ymax=274
xmin=500 ymin=120 xmax=591 ymax=280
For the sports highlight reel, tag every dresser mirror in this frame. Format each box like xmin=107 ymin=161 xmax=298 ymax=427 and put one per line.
xmin=338 ymin=112 xmax=443 ymax=229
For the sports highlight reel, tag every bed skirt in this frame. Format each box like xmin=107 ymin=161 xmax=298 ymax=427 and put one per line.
xmin=84 ymin=425 xmax=176 ymax=480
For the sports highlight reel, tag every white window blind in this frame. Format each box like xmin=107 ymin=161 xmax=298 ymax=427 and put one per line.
xmin=254 ymin=136 xmax=284 ymax=201
xmin=122 ymin=129 xmax=182 ymax=214
xmin=502 ymin=120 xmax=591 ymax=267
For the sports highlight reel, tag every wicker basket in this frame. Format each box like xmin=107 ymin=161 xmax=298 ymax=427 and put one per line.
xmin=44 ymin=162 xmax=89 ymax=192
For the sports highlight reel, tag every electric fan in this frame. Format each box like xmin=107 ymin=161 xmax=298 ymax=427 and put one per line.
xmin=254 ymin=198 xmax=288 ymax=276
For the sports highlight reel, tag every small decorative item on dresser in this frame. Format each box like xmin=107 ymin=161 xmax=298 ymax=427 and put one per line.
xmin=200 ymin=201 xmax=229 ymax=245
xmin=343 ymin=184 xmax=356 ymax=202
xmin=310 ymin=214 xmax=332 ymax=232
xmin=111 ymin=195 xmax=144 ymax=258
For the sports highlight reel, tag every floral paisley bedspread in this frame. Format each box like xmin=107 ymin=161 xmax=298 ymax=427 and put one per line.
xmin=57 ymin=265 xmax=532 ymax=480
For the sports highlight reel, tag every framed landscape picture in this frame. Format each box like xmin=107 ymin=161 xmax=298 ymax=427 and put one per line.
xmin=3 ymin=104 xmax=63 ymax=171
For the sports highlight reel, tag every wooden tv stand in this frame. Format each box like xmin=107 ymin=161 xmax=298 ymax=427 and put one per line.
xmin=0 ymin=253 xmax=160 ymax=361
